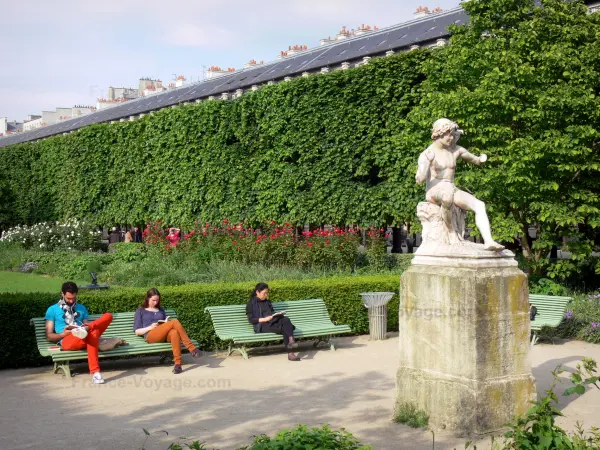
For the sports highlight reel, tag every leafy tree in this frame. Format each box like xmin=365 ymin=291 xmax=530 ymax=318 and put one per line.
xmin=402 ymin=0 xmax=600 ymax=278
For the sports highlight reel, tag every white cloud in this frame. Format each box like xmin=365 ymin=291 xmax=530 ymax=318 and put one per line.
xmin=162 ymin=24 xmax=239 ymax=48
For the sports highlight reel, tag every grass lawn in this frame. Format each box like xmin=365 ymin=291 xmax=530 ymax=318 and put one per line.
xmin=0 ymin=271 xmax=87 ymax=294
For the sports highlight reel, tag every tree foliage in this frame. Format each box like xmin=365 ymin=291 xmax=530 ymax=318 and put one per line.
xmin=400 ymin=0 xmax=600 ymax=277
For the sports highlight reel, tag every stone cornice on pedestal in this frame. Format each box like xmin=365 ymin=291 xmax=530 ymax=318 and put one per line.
xmin=413 ymin=243 xmax=517 ymax=268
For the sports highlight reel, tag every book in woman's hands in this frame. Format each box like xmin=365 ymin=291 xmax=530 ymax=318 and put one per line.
xmin=272 ymin=311 xmax=286 ymax=317
xmin=157 ymin=316 xmax=171 ymax=324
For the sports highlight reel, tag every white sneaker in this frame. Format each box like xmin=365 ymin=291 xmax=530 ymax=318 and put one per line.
xmin=92 ymin=372 xmax=105 ymax=384
xmin=71 ymin=326 xmax=88 ymax=339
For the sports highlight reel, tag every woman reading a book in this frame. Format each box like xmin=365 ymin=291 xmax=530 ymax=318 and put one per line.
xmin=246 ymin=282 xmax=299 ymax=361
xmin=133 ymin=288 xmax=201 ymax=374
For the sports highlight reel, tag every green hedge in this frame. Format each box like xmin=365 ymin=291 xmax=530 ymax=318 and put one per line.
xmin=0 ymin=275 xmax=399 ymax=369
xmin=0 ymin=50 xmax=427 ymax=229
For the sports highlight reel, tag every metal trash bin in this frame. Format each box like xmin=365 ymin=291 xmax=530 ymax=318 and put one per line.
xmin=359 ymin=292 xmax=395 ymax=340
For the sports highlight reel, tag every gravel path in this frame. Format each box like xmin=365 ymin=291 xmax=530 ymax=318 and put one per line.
xmin=0 ymin=335 xmax=598 ymax=450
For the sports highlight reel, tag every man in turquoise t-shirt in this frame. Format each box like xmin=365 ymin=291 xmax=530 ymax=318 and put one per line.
xmin=45 ymin=302 xmax=88 ymax=334
xmin=45 ymin=282 xmax=113 ymax=384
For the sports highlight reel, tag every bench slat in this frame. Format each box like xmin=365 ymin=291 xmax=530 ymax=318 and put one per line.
xmin=205 ymin=299 xmax=351 ymax=350
xmin=529 ymin=295 xmax=572 ymax=341
xmin=31 ymin=309 xmax=197 ymax=363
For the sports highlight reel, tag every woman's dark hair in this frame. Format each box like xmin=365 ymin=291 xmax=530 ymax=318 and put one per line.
xmin=251 ymin=282 xmax=269 ymax=299
xmin=142 ymin=287 xmax=161 ymax=308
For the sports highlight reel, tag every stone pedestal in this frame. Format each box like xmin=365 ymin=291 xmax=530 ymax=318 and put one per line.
xmin=396 ymin=259 xmax=536 ymax=437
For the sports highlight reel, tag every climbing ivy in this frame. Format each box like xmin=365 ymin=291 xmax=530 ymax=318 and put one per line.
xmin=0 ymin=50 xmax=428 ymax=229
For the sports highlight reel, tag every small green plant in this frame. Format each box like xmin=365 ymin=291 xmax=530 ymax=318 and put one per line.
xmin=529 ymin=278 xmax=571 ymax=297
xmin=139 ymin=429 xmax=214 ymax=450
xmin=239 ymin=424 xmax=371 ymax=450
xmin=168 ymin=441 xmax=214 ymax=450
xmin=139 ymin=428 xmax=169 ymax=450
xmin=109 ymin=242 xmax=147 ymax=262
xmin=394 ymin=402 xmax=429 ymax=429
xmin=563 ymin=358 xmax=599 ymax=396
xmin=500 ymin=358 xmax=599 ymax=449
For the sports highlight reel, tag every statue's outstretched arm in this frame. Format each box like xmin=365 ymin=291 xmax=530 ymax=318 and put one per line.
xmin=458 ymin=146 xmax=487 ymax=166
xmin=416 ymin=150 xmax=433 ymax=184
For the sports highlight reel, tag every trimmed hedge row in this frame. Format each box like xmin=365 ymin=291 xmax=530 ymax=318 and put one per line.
xmin=0 ymin=274 xmax=399 ymax=369
xmin=0 ymin=50 xmax=427 ymax=229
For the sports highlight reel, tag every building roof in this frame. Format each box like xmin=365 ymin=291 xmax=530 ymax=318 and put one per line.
xmin=0 ymin=7 xmax=467 ymax=148
xmin=7 ymin=121 xmax=23 ymax=133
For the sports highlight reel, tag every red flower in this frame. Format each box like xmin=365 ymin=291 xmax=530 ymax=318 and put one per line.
xmin=307 ymin=242 xmax=313 ymax=247
xmin=325 ymin=239 xmax=330 ymax=245
xmin=223 ymin=219 xmax=229 ymax=224
xmin=232 ymin=240 xmax=237 ymax=245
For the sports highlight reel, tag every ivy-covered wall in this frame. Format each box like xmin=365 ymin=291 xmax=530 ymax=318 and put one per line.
xmin=0 ymin=50 xmax=429 ymax=229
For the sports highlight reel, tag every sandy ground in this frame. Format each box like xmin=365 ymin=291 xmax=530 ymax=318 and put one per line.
xmin=0 ymin=335 xmax=599 ymax=450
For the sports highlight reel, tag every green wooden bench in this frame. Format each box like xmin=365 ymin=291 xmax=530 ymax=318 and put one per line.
xmin=31 ymin=309 xmax=198 ymax=377
xmin=205 ymin=298 xmax=352 ymax=359
xmin=529 ymin=294 xmax=572 ymax=345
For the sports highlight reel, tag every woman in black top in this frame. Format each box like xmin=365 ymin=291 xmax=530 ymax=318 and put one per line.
xmin=246 ymin=282 xmax=299 ymax=361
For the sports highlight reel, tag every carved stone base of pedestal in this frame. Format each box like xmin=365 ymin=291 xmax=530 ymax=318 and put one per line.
xmin=396 ymin=263 xmax=536 ymax=437
xmin=417 ymin=201 xmax=465 ymax=246
xmin=415 ymin=201 xmax=515 ymax=268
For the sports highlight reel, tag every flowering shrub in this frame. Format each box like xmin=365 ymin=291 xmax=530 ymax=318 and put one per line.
xmin=143 ymin=220 xmax=366 ymax=270
xmin=142 ymin=221 xmax=171 ymax=255
xmin=554 ymin=292 xmax=600 ymax=344
xmin=581 ymin=294 xmax=600 ymax=344
xmin=0 ymin=219 xmax=101 ymax=251
xmin=294 ymin=227 xmax=361 ymax=270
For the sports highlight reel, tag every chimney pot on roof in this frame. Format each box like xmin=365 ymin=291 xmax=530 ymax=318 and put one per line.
xmin=414 ymin=6 xmax=432 ymax=18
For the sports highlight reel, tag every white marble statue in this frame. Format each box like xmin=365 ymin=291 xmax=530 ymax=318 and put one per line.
xmin=415 ymin=118 xmax=504 ymax=251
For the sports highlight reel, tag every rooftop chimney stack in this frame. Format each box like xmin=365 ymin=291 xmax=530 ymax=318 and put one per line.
xmin=244 ymin=59 xmax=264 ymax=69
xmin=414 ymin=6 xmax=432 ymax=19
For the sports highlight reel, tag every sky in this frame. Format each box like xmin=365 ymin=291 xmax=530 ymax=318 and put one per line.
xmin=0 ymin=0 xmax=461 ymax=121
